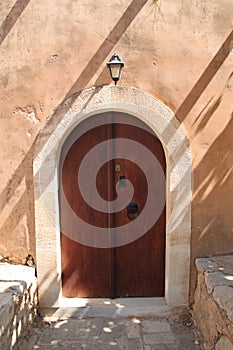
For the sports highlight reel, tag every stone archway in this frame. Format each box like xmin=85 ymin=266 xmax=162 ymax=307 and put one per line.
xmin=33 ymin=86 xmax=192 ymax=310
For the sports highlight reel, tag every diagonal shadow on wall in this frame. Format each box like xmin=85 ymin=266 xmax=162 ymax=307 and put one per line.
xmin=175 ymin=29 xmax=233 ymax=122
xmin=0 ymin=145 xmax=35 ymax=258
xmin=0 ymin=0 xmax=31 ymax=46
xmin=64 ymin=0 xmax=148 ymax=98
xmin=164 ymin=30 xmax=233 ymax=177
xmin=0 ymin=0 xmax=149 ymax=259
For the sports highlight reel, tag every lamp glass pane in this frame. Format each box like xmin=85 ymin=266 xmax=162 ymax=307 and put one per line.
xmin=110 ymin=64 xmax=121 ymax=80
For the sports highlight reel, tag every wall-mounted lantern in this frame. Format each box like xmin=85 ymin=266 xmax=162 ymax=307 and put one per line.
xmin=107 ymin=53 xmax=124 ymax=85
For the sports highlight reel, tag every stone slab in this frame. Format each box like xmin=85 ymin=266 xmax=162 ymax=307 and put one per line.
xmin=125 ymin=320 xmax=141 ymax=338
xmin=205 ymin=271 xmax=233 ymax=294
xmin=195 ymin=258 xmax=219 ymax=273
xmin=215 ymin=336 xmax=233 ymax=350
xmin=142 ymin=320 xmax=171 ymax=333
xmin=143 ymin=332 xmax=176 ymax=345
xmin=16 ymin=316 xmax=204 ymax=350
xmin=39 ymin=297 xmax=179 ymax=318
xmin=213 ymin=256 xmax=233 ymax=275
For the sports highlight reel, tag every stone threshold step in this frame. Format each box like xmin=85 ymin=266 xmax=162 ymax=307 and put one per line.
xmin=39 ymin=297 xmax=189 ymax=319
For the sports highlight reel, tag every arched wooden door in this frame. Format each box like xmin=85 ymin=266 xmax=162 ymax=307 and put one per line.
xmin=59 ymin=112 xmax=166 ymax=298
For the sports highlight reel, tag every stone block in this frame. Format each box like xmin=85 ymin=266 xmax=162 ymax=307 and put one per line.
xmin=213 ymin=285 xmax=233 ymax=322
xmin=193 ymin=256 xmax=233 ymax=350
xmin=0 ymin=328 xmax=11 ymax=350
xmin=0 ymin=281 xmax=26 ymax=295
xmin=0 ymin=293 xmax=14 ymax=337
xmin=0 ymin=263 xmax=37 ymax=349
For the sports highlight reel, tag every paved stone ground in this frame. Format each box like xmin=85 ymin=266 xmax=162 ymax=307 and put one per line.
xmin=16 ymin=316 xmax=204 ymax=350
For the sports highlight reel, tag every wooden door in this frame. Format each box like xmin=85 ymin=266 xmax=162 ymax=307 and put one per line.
xmin=60 ymin=112 xmax=166 ymax=298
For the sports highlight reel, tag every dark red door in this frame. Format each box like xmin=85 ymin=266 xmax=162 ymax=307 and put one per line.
xmin=60 ymin=112 xmax=166 ymax=298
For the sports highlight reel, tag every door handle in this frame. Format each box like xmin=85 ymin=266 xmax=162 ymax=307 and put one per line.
xmin=127 ymin=202 xmax=139 ymax=220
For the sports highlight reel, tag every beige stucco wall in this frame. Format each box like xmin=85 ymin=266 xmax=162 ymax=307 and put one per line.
xmin=0 ymin=0 xmax=232 ymax=299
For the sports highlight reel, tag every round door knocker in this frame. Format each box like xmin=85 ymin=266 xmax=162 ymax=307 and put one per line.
xmin=127 ymin=202 xmax=139 ymax=220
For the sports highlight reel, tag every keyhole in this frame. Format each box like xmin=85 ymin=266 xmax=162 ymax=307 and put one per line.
xmin=119 ymin=175 xmax=126 ymax=187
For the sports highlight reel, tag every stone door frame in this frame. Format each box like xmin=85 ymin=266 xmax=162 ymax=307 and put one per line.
xmin=33 ymin=86 xmax=192 ymax=309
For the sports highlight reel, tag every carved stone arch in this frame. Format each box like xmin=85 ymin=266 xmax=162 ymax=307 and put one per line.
xmin=34 ymin=86 xmax=192 ymax=310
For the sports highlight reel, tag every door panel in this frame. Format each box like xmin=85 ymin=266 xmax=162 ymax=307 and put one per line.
xmin=60 ymin=112 xmax=166 ymax=298
xmin=113 ymin=122 xmax=166 ymax=297
xmin=60 ymin=122 xmax=111 ymax=297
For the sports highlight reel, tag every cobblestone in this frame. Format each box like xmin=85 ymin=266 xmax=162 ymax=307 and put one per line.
xmin=15 ymin=316 xmax=204 ymax=350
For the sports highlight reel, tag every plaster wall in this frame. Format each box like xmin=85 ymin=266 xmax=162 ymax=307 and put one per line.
xmin=0 ymin=0 xmax=232 ymax=300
